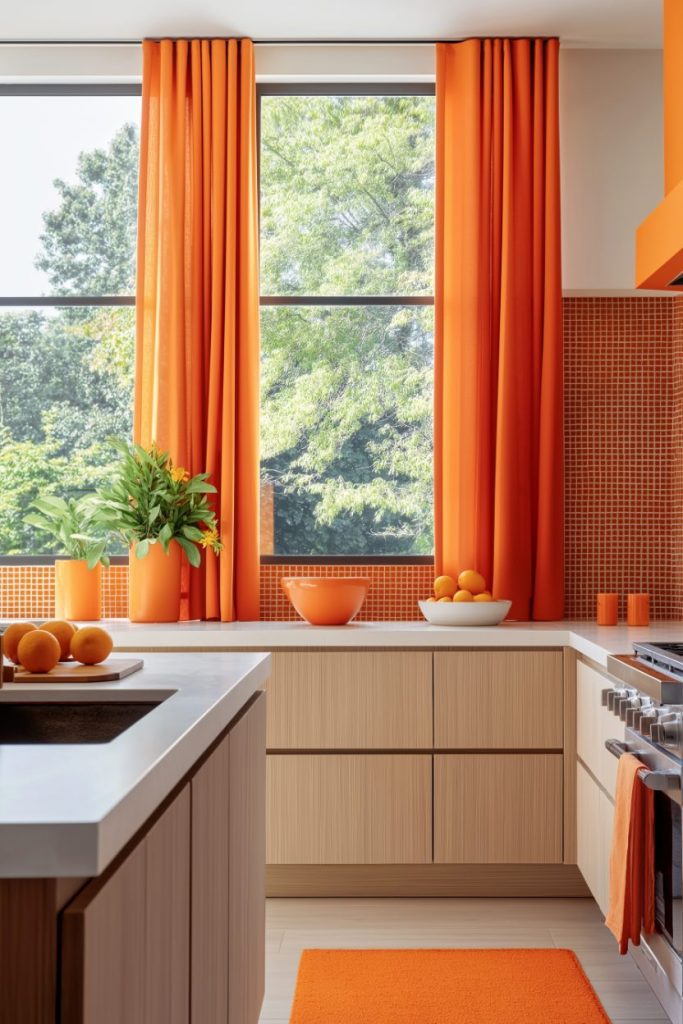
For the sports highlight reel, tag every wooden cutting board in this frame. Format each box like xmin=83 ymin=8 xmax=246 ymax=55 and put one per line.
xmin=10 ymin=658 xmax=144 ymax=683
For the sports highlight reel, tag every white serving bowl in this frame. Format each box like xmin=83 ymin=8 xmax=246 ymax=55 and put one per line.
xmin=418 ymin=598 xmax=512 ymax=626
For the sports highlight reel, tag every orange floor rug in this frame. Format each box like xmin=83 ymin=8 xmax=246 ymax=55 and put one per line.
xmin=289 ymin=948 xmax=610 ymax=1023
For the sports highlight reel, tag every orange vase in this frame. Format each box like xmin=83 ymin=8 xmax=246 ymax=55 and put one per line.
xmin=54 ymin=559 xmax=102 ymax=621
xmin=128 ymin=540 xmax=182 ymax=622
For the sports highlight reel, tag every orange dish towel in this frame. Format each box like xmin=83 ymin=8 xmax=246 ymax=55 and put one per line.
xmin=289 ymin=948 xmax=610 ymax=1023
xmin=605 ymin=753 xmax=655 ymax=953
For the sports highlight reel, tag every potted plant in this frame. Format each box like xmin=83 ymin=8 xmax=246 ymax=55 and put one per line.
xmin=94 ymin=440 xmax=222 ymax=622
xmin=24 ymin=496 xmax=109 ymax=621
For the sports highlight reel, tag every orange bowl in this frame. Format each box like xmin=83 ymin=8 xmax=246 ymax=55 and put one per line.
xmin=281 ymin=577 xmax=369 ymax=626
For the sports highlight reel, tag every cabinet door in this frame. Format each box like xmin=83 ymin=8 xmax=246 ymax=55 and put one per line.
xmin=434 ymin=754 xmax=563 ymax=863
xmin=228 ymin=693 xmax=266 ymax=1024
xmin=267 ymin=754 xmax=432 ymax=864
xmin=266 ymin=652 xmax=432 ymax=749
xmin=576 ymin=760 xmax=601 ymax=901
xmin=597 ymin=789 xmax=616 ymax=917
xmin=61 ymin=787 xmax=190 ymax=1024
xmin=191 ymin=693 xmax=266 ymax=1024
xmin=434 ymin=651 xmax=563 ymax=749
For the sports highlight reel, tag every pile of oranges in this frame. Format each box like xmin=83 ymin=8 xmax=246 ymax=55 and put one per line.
xmin=426 ymin=569 xmax=494 ymax=604
xmin=2 ymin=621 xmax=113 ymax=674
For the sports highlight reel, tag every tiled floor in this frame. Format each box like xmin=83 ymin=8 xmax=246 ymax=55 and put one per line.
xmin=260 ymin=897 xmax=670 ymax=1023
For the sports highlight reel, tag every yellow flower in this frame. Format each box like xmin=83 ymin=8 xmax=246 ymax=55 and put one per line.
xmin=170 ymin=465 xmax=190 ymax=483
xmin=199 ymin=527 xmax=220 ymax=549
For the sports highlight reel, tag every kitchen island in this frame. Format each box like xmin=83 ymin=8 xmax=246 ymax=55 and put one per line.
xmin=0 ymin=651 xmax=270 ymax=1024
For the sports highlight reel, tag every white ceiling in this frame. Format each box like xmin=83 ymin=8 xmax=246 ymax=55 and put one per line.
xmin=0 ymin=0 xmax=662 ymax=49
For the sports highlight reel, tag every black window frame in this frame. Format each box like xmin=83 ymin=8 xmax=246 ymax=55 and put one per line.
xmin=257 ymin=81 xmax=436 ymax=565
xmin=0 ymin=82 xmax=141 ymax=566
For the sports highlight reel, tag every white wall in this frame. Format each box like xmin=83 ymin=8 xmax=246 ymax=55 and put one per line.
xmin=0 ymin=44 xmax=665 ymax=292
xmin=560 ymin=49 xmax=663 ymax=292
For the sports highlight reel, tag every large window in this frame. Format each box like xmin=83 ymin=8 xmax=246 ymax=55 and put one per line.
xmin=0 ymin=86 xmax=140 ymax=557
xmin=259 ymin=86 xmax=435 ymax=559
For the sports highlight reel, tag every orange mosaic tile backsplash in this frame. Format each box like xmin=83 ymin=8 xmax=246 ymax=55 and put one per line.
xmin=2 ymin=295 xmax=682 ymax=622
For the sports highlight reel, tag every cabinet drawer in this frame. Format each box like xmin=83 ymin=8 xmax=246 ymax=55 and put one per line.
xmin=434 ymin=651 xmax=563 ymax=749
xmin=577 ymin=661 xmax=624 ymax=796
xmin=266 ymin=754 xmax=432 ymax=864
xmin=434 ymin=754 xmax=563 ymax=863
xmin=266 ymin=652 xmax=432 ymax=749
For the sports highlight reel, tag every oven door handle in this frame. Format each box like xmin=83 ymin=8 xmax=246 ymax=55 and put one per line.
xmin=604 ymin=739 xmax=682 ymax=792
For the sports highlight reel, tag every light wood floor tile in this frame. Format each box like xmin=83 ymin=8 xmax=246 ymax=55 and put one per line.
xmin=259 ymin=898 xmax=670 ymax=1024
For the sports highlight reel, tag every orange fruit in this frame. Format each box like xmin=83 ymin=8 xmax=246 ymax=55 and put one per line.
xmin=457 ymin=570 xmax=487 ymax=595
xmin=438 ymin=596 xmax=452 ymax=603
xmin=453 ymin=589 xmax=474 ymax=602
xmin=434 ymin=575 xmax=457 ymax=599
xmin=70 ymin=626 xmax=113 ymax=666
xmin=425 ymin=597 xmax=436 ymax=603
xmin=473 ymin=592 xmax=493 ymax=602
xmin=3 ymin=622 xmax=37 ymax=664
xmin=41 ymin=620 xmax=77 ymax=660
xmin=17 ymin=629 xmax=61 ymax=673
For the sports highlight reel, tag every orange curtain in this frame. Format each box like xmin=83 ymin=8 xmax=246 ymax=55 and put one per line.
xmin=135 ymin=38 xmax=260 ymax=621
xmin=434 ymin=38 xmax=563 ymax=621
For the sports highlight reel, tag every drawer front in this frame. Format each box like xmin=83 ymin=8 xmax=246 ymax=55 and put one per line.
xmin=266 ymin=754 xmax=432 ymax=864
xmin=576 ymin=661 xmax=624 ymax=796
xmin=434 ymin=651 xmax=563 ymax=749
xmin=434 ymin=754 xmax=563 ymax=863
xmin=266 ymin=652 xmax=432 ymax=749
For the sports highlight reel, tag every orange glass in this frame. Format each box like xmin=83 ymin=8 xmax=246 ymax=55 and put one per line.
xmin=627 ymin=593 xmax=650 ymax=627
xmin=596 ymin=593 xmax=619 ymax=626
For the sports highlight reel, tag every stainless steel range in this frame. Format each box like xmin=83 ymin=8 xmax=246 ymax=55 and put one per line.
xmin=605 ymin=642 xmax=683 ymax=1024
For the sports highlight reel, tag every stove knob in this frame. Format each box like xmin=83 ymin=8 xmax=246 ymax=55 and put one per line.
xmin=651 ymin=714 xmax=680 ymax=746
xmin=608 ymin=688 xmax=631 ymax=712
xmin=614 ymin=691 xmax=637 ymax=719
xmin=630 ymin=702 xmax=654 ymax=730
xmin=639 ymin=707 xmax=663 ymax=739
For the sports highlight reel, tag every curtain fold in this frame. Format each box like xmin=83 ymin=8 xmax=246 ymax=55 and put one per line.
xmin=135 ymin=38 xmax=260 ymax=621
xmin=434 ymin=38 xmax=563 ymax=621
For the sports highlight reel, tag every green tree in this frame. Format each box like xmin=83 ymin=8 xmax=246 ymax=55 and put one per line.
xmin=0 ymin=124 xmax=138 ymax=553
xmin=260 ymin=95 xmax=435 ymax=554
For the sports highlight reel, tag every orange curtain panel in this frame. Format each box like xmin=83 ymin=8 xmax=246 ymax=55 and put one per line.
xmin=135 ymin=38 xmax=260 ymax=621
xmin=434 ymin=38 xmax=564 ymax=620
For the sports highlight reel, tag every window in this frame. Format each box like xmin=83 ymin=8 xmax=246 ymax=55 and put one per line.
xmin=0 ymin=86 xmax=140 ymax=558
xmin=259 ymin=86 xmax=435 ymax=559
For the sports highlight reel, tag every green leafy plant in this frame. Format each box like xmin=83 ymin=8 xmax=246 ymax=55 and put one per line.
xmin=24 ymin=495 xmax=110 ymax=568
xmin=93 ymin=439 xmax=223 ymax=568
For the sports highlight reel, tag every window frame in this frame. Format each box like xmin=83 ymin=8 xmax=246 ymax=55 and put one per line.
xmin=0 ymin=82 xmax=140 ymax=566
xmin=257 ymin=81 xmax=436 ymax=565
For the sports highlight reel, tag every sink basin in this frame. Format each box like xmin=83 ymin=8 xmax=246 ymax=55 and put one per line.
xmin=0 ymin=701 xmax=160 ymax=744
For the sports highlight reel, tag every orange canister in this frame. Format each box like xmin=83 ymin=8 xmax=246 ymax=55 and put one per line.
xmin=627 ymin=593 xmax=650 ymax=627
xmin=596 ymin=593 xmax=618 ymax=626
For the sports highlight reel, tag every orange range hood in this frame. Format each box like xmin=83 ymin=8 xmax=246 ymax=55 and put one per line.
xmin=636 ymin=0 xmax=683 ymax=289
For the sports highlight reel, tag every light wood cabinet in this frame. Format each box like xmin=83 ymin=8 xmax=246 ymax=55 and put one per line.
xmin=577 ymin=660 xmax=624 ymax=797
xmin=434 ymin=754 xmax=563 ymax=863
xmin=59 ymin=693 xmax=266 ymax=1024
xmin=434 ymin=651 xmax=563 ymax=749
xmin=61 ymin=787 xmax=191 ymax=1024
xmin=576 ymin=759 xmax=615 ymax=916
xmin=267 ymin=754 xmax=432 ymax=864
xmin=191 ymin=693 xmax=266 ymax=1024
xmin=266 ymin=651 xmax=432 ymax=749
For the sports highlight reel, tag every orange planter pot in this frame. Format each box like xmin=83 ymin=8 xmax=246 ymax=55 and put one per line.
xmin=128 ymin=540 xmax=182 ymax=623
xmin=54 ymin=559 xmax=102 ymax=621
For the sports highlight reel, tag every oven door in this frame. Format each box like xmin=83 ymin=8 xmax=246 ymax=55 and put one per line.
xmin=606 ymin=729 xmax=682 ymax=1022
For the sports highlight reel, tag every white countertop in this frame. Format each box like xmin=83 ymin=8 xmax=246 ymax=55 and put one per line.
xmin=0 ymin=651 xmax=270 ymax=879
xmin=100 ymin=618 xmax=683 ymax=669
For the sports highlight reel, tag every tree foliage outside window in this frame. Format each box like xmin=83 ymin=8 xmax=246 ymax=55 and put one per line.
xmin=0 ymin=89 xmax=435 ymax=558
xmin=260 ymin=93 xmax=435 ymax=556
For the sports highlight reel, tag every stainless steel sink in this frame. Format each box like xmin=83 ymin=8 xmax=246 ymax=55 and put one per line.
xmin=0 ymin=701 xmax=160 ymax=744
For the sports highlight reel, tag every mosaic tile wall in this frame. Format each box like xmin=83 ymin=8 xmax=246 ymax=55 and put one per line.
xmin=563 ymin=295 xmax=682 ymax=620
xmin=2 ymin=296 xmax=682 ymax=622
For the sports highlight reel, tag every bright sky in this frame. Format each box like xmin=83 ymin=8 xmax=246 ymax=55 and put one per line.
xmin=0 ymin=95 xmax=140 ymax=296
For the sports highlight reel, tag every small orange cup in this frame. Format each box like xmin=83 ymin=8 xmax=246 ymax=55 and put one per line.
xmin=596 ymin=593 xmax=618 ymax=626
xmin=627 ymin=593 xmax=650 ymax=627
